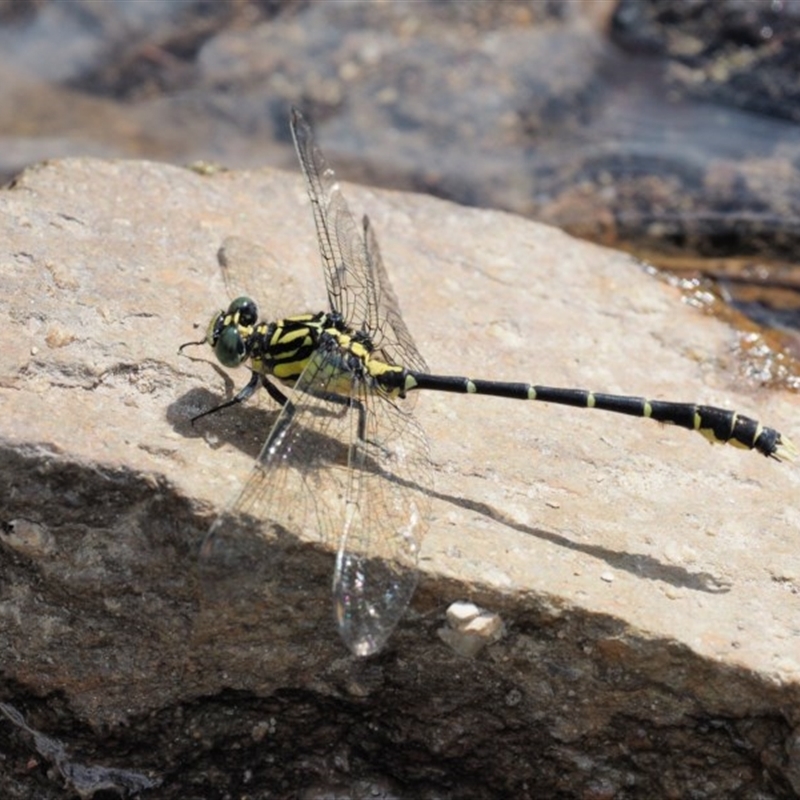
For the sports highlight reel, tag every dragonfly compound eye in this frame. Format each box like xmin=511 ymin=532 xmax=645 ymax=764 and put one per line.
xmin=228 ymin=296 xmax=258 ymax=327
xmin=214 ymin=325 xmax=247 ymax=368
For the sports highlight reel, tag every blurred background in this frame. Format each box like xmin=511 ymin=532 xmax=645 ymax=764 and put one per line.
xmin=2 ymin=0 xmax=798 ymax=371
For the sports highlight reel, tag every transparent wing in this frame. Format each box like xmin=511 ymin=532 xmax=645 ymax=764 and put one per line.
xmin=362 ymin=214 xmax=428 ymax=374
xmin=201 ymin=340 xmax=431 ymax=655
xmin=330 ymin=372 xmax=431 ymax=656
xmin=290 ymin=108 xmax=428 ymax=374
xmin=291 ymin=108 xmax=359 ymax=322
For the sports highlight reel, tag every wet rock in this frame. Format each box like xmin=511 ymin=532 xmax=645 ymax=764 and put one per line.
xmin=612 ymin=0 xmax=800 ymax=123
xmin=1 ymin=0 xmax=799 ymax=275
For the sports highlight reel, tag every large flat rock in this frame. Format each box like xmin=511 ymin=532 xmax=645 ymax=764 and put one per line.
xmin=1 ymin=157 xmax=799 ymax=798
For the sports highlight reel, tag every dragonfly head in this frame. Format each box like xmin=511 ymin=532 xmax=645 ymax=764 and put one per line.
xmin=208 ymin=296 xmax=259 ymax=368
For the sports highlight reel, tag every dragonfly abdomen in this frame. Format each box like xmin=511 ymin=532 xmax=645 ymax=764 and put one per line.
xmin=404 ymin=372 xmax=795 ymax=461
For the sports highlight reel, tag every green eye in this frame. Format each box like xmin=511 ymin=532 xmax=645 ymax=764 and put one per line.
xmin=214 ymin=326 xmax=246 ymax=367
xmin=228 ymin=296 xmax=258 ymax=327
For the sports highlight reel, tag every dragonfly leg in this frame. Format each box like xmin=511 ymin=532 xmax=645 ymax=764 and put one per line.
xmin=302 ymin=388 xmax=368 ymax=442
xmin=261 ymin=376 xmax=289 ymax=407
xmin=190 ymin=370 xmax=261 ymax=424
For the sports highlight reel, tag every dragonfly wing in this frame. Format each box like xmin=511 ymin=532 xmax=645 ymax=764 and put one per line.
xmin=291 ymin=110 xmax=427 ymax=375
xmin=201 ymin=337 xmax=430 ymax=655
xmin=291 ymin=109 xmax=349 ymax=317
xmin=362 ymin=214 xmax=429 ymax=375
xmin=291 ymin=108 xmax=375 ymax=333
xmin=332 ymin=385 xmax=431 ymax=656
xmin=199 ymin=357 xmax=354 ymax=637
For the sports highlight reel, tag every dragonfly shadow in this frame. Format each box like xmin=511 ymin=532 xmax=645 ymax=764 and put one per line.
xmin=428 ymin=485 xmax=731 ymax=595
xmin=168 ymin=387 xmax=357 ymax=465
xmin=168 ymin=387 xmax=282 ymax=460
xmin=167 ymin=388 xmax=730 ymax=596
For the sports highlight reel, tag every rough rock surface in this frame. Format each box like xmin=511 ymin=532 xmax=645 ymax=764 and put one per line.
xmin=0 ymin=158 xmax=799 ymax=798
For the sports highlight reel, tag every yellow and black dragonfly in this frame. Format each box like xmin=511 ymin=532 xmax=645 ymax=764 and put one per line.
xmin=183 ymin=108 xmax=794 ymax=656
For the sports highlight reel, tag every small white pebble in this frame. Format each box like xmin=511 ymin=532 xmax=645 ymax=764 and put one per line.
xmin=462 ymin=612 xmax=504 ymax=639
xmin=440 ymin=602 xmax=505 ymax=657
xmin=445 ymin=601 xmax=480 ymax=628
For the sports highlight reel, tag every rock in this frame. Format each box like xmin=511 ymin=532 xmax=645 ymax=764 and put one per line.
xmin=0 ymin=156 xmax=799 ymax=797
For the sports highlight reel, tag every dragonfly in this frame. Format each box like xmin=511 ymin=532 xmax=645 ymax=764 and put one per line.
xmin=183 ymin=108 xmax=795 ymax=657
